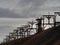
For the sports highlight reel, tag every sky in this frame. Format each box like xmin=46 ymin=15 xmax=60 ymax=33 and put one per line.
xmin=0 ymin=0 xmax=60 ymax=18
xmin=0 ymin=0 xmax=60 ymax=43
xmin=0 ymin=18 xmax=35 ymax=43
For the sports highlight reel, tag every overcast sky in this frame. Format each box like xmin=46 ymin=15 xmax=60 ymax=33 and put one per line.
xmin=0 ymin=0 xmax=60 ymax=43
xmin=0 ymin=0 xmax=60 ymax=18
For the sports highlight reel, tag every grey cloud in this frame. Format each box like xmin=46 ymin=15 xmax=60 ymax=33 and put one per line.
xmin=0 ymin=8 xmax=25 ymax=18
xmin=18 ymin=0 xmax=47 ymax=8
xmin=0 ymin=0 xmax=60 ymax=18
xmin=15 ymin=0 xmax=47 ymax=17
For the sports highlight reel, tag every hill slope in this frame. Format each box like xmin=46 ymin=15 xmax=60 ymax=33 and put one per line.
xmin=22 ymin=26 xmax=60 ymax=45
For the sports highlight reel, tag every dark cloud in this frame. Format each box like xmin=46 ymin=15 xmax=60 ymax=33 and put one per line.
xmin=0 ymin=0 xmax=60 ymax=17
xmin=0 ymin=8 xmax=25 ymax=18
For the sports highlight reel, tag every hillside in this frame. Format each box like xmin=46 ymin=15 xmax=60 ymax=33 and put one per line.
xmin=0 ymin=25 xmax=60 ymax=45
xmin=22 ymin=26 xmax=60 ymax=45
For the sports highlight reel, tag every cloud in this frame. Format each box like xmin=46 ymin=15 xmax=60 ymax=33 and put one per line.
xmin=42 ymin=0 xmax=60 ymax=7
xmin=40 ymin=0 xmax=60 ymax=11
xmin=0 ymin=0 xmax=19 ymax=9
xmin=0 ymin=0 xmax=47 ymax=18
xmin=0 ymin=0 xmax=60 ymax=18
xmin=12 ymin=0 xmax=60 ymax=17
xmin=0 ymin=8 xmax=26 ymax=18
xmin=15 ymin=0 xmax=48 ymax=17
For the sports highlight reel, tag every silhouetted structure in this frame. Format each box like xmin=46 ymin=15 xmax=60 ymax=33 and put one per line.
xmin=36 ymin=18 xmax=42 ymax=33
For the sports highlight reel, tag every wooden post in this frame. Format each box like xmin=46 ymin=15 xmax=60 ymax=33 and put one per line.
xmin=53 ymin=16 xmax=56 ymax=27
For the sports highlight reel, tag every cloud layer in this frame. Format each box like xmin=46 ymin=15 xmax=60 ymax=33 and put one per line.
xmin=0 ymin=0 xmax=60 ymax=18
